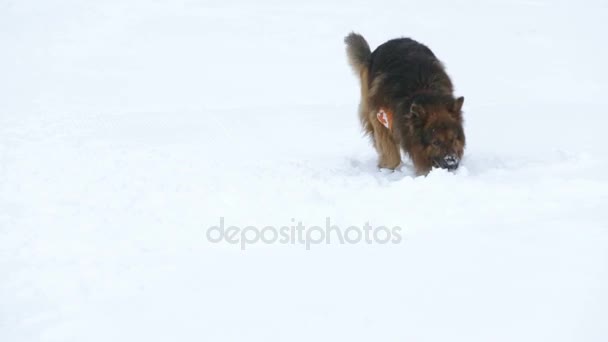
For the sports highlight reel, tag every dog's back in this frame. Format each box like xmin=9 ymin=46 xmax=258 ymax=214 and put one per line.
xmin=369 ymin=38 xmax=453 ymax=105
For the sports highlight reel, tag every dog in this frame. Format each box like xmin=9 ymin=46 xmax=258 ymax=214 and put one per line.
xmin=345 ymin=33 xmax=466 ymax=175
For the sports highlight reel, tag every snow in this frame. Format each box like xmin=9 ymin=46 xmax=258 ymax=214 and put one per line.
xmin=1 ymin=0 xmax=608 ymax=341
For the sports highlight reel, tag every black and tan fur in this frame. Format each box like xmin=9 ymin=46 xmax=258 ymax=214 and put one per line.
xmin=345 ymin=33 xmax=466 ymax=175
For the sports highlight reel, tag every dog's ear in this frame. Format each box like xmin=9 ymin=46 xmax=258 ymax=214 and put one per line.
xmin=453 ymin=96 xmax=464 ymax=113
xmin=406 ymin=102 xmax=425 ymax=120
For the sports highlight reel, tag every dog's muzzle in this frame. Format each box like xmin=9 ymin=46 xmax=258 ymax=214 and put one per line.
xmin=435 ymin=155 xmax=460 ymax=171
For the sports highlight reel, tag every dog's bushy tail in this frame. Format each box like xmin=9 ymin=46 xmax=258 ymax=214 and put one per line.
xmin=344 ymin=32 xmax=371 ymax=75
xmin=345 ymin=32 xmax=373 ymax=137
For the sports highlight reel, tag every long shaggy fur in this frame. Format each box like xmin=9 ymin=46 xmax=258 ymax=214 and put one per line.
xmin=344 ymin=32 xmax=371 ymax=75
xmin=345 ymin=33 xmax=466 ymax=175
xmin=344 ymin=33 xmax=373 ymax=137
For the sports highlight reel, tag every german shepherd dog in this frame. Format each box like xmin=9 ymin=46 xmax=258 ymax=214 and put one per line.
xmin=345 ymin=33 xmax=465 ymax=175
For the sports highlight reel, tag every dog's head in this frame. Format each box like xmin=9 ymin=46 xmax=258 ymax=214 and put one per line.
xmin=400 ymin=95 xmax=466 ymax=174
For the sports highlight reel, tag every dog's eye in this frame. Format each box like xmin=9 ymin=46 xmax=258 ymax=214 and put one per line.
xmin=432 ymin=140 xmax=441 ymax=147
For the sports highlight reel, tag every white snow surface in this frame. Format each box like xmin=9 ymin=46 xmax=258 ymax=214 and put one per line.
xmin=2 ymin=0 xmax=608 ymax=341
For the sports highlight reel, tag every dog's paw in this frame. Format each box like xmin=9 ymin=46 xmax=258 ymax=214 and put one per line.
xmin=378 ymin=167 xmax=395 ymax=174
